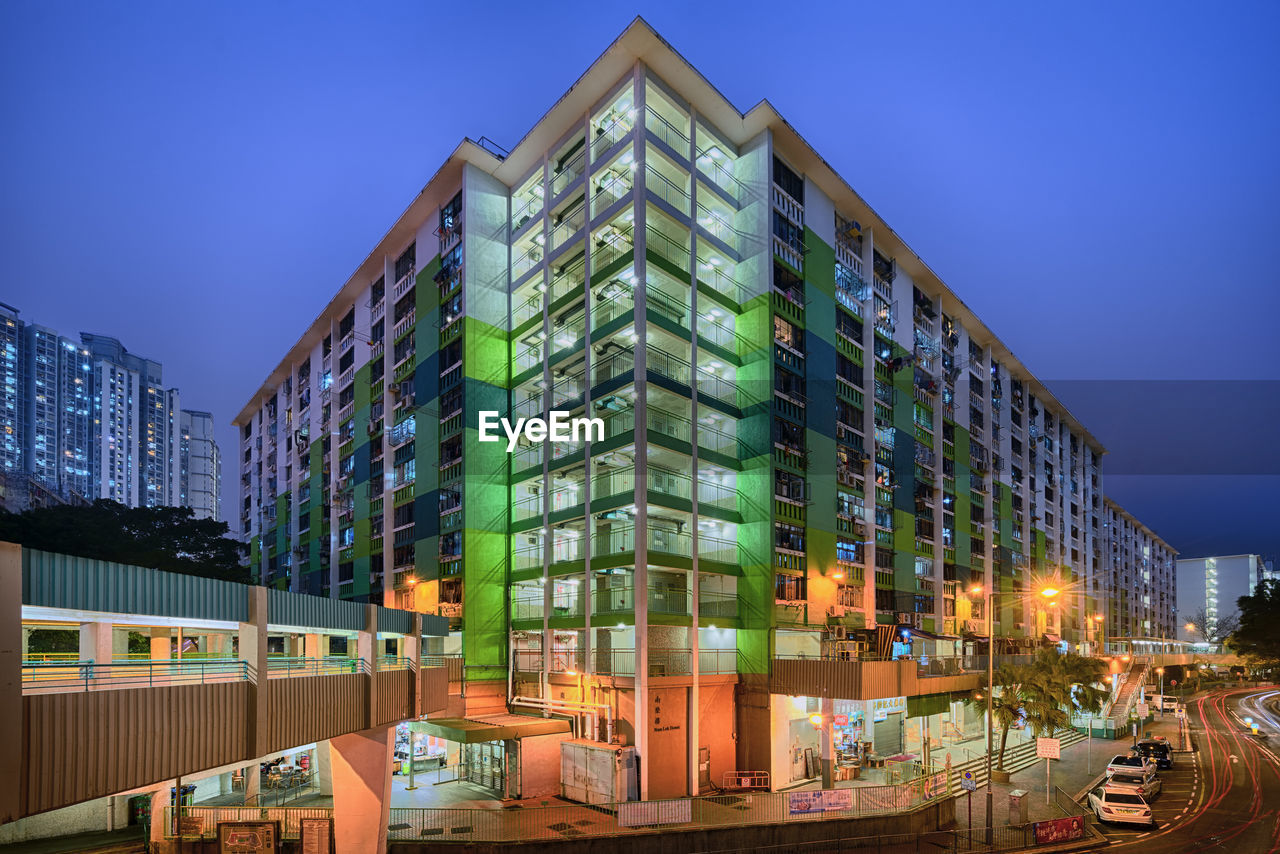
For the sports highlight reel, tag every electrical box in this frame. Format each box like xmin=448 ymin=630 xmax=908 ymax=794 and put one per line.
xmin=560 ymin=739 xmax=638 ymax=804
xmin=1008 ymin=789 xmax=1028 ymax=824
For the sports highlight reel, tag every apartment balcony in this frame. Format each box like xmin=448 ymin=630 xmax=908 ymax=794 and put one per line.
xmin=393 ymin=266 xmax=416 ymax=301
xmin=392 ymin=310 xmax=415 ymax=341
xmin=436 ymin=218 xmax=463 ymax=250
xmin=773 ymin=234 xmax=804 ymax=270
xmin=771 ymin=185 xmax=803 ymax=225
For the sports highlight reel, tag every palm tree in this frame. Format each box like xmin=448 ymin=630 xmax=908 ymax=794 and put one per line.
xmin=1022 ymin=649 xmax=1107 ymax=739
xmin=970 ymin=662 xmax=1032 ymax=771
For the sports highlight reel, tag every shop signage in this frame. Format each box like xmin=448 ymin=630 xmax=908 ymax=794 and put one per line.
xmin=787 ymin=789 xmax=854 ymax=814
xmin=1032 ymin=816 xmax=1085 ymax=844
xmin=871 ymin=696 xmax=906 ymax=721
xmin=833 ymin=714 xmax=849 ymax=726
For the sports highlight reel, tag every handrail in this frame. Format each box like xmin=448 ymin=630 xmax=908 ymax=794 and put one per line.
xmin=21 ymin=658 xmax=252 ymax=692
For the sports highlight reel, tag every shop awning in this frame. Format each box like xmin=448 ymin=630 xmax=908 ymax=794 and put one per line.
xmin=414 ymin=714 xmax=572 ymax=744
xmin=1044 ymin=633 xmax=1061 ymax=643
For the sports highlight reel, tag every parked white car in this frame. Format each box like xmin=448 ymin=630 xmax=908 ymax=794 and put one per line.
xmin=1106 ymin=753 xmax=1156 ymax=776
xmin=1105 ymin=767 xmax=1162 ymax=799
xmin=1088 ymin=786 xmax=1156 ymax=826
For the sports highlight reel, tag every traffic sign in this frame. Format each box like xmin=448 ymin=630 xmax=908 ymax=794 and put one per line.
xmin=1176 ymin=707 xmax=1186 ymax=720
xmin=961 ymin=776 xmax=977 ymax=792
xmin=1036 ymin=737 xmax=1061 ymax=759
xmin=1137 ymin=702 xmax=1149 ymax=718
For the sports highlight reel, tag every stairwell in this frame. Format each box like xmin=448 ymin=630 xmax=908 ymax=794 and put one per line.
xmin=1107 ymin=659 xmax=1149 ymax=727
xmin=948 ymin=728 xmax=1087 ymax=789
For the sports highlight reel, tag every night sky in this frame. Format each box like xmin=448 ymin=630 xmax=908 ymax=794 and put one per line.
xmin=2 ymin=2 xmax=1277 ymax=603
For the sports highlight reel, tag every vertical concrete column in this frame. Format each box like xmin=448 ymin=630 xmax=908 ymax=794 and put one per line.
xmin=628 ymin=60 xmax=651 ymax=801
xmin=79 ymin=621 xmax=113 ymax=667
xmin=329 ymin=726 xmax=394 ymax=854
xmin=360 ymin=605 xmax=377 ymax=729
xmin=315 ymin=740 xmax=335 ymax=796
xmin=150 ymin=628 xmax=172 ymax=660
xmin=243 ymin=762 xmax=261 ymax=804
xmin=146 ymin=779 xmax=175 ymax=852
xmin=0 ymin=541 xmax=22 ymax=824
xmin=241 ymin=586 xmax=270 ymax=758
xmin=407 ymin=614 xmax=422 ymax=717
xmin=820 ymin=696 xmax=834 ymax=789
xmin=150 ymin=627 xmax=172 ymax=686
xmin=304 ymin=633 xmax=323 ymax=660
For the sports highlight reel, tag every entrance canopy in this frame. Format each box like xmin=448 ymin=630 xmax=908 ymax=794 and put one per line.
xmin=415 ymin=714 xmax=572 ymax=744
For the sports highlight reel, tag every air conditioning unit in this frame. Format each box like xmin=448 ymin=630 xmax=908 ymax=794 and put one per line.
xmin=827 ymin=605 xmax=846 ymax=619
xmin=827 ymin=624 xmax=847 ymax=639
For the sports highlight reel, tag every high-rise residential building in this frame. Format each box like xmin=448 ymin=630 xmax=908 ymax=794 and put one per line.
xmin=81 ymin=333 xmax=183 ymax=508
xmin=1101 ymin=498 xmax=1177 ymax=643
xmin=0 ymin=305 xmax=219 ymax=516
xmin=234 ymin=20 xmax=1172 ymax=799
xmin=0 ymin=303 xmax=93 ymax=503
xmin=1176 ymin=553 xmax=1266 ymax=640
xmin=180 ymin=409 xmax=222 ymax=521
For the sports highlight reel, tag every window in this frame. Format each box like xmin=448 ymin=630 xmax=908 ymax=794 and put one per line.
xmin=339 ymin=308 xmax=355 ymax=339
xmin=775 ymin=522 xmax=804 ymax=552
xmin=836 ymin=310 xmax=862 ymax=342
xmin=371 ymin=276 xmax=385 ymax=305
xmin=774 ymin=315 xmax=801 ymax=350
xmin=774 ymin=366 xmax=804 ymax=399
xmin=772 ymin=417 xmax=803 ymax=450
xmin=775 ymin=572 xmax=806 ymax=602
xmin=395 ymin=243 xmax=416 ymax=282
xmin=836 ymin=353 xmax=859 ymax=384
xmin=837 ymin=537 xmax=863 ymax=564
xmin=775 ymin=470 xmax=805 ymax=501
xmin=772 ymin=156 xmax=803 ymax=203
xmin=772 ymin=211 xmax=803 ymax=252
xmin=441 ymin=192 xmax=462 ymax=231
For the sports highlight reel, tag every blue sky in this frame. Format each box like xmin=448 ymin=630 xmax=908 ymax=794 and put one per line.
xmin=2 ymin=2 xmax=1277 ymax=586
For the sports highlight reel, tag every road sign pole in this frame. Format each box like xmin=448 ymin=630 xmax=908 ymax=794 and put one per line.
xmin=1046 ymin=757 xmax=1051 ymax=805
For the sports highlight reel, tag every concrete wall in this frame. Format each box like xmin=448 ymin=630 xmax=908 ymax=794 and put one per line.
xmin=0 ymin=796 xmax=126 ymax=844
xmin=387 ymin=797 xmax=954 ymax=854
xmin=519 ymin=732 xmax=572 ymax=799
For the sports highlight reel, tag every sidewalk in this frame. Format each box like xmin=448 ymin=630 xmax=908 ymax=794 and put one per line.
xmin=950 ymin=713 xmax=1186 ymax=830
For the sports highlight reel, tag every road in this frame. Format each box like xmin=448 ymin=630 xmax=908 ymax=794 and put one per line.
xmin=1088 ymin=686 xmax=1280 ymax=853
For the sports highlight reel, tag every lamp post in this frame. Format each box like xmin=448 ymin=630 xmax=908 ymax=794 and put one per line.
xmin=1156 ymin=667 xmax=1165 ymax=717
xmin=968 ymin=581 xmax=1060 ymax=844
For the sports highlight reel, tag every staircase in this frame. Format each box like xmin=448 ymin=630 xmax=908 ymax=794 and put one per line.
xmin=1107 ymin=659 xmax=1149 ymax=727
xmin=948 ymin=727 xmax=1087 ymax=789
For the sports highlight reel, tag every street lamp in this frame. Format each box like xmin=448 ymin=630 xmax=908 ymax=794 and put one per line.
xmin=1156 ymin=667 xmax=1165 ymax=717
xmin=967 ymin=580 xmax=1061 ymax=843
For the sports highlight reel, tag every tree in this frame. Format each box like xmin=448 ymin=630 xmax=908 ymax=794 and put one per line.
xmin=1185 ymin=606 xmax=1239 ymax=646
xmin=967 ymin=649 xmax=1108 ymax=769
xmin=0 ymin=500 xmax=249 ymax=583
xmin=1230 ymin=579 xmax=1280 ymax=664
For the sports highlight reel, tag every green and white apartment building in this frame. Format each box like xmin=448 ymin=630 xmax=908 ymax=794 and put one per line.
xmin=235 ymin=20 xmax=1173 ymax=800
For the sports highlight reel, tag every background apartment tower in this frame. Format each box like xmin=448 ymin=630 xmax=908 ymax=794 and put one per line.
xmin=0 ymin=303 xmax=93 ymax=504
xmin=179 ymin=409 xmax=222 ymax=520
xmin=0 ymin=304 xmax=221 ymax=517
xmin=236 ymin=20 xmax=1176 ymax=801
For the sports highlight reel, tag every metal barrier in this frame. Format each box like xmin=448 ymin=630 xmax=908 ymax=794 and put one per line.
xmin=265 ymin=657 xmax=360 ymax=678
xmin=722 ymin=771 xmax=771 ymax=790
xmin=21 ymin=658 xmax=251 ymax=692
xmin=162 ymin=806 xmax=332 ymax=840
xmin=385 ymin=769 xmax=952 ymax=843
